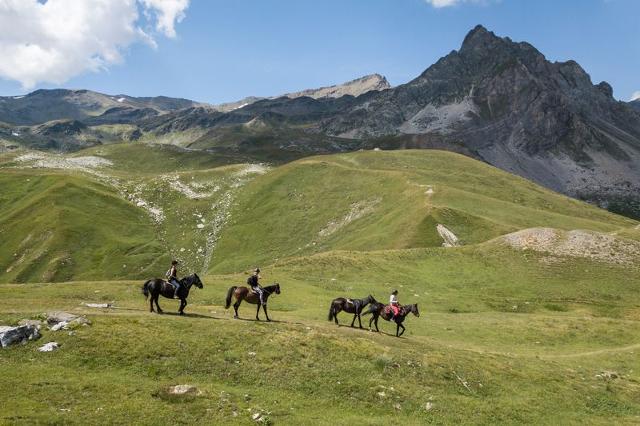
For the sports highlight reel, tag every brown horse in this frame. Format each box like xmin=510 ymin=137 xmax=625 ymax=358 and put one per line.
xmin=225 ymin=283 xmax=280 ymax=321
xmin=328 ymin=295 xmax=376 ymax=328
xmin=364 ymin=302 xmax=420 ymax=337
xmin=142 ymin=273 xmax=203 ymax=315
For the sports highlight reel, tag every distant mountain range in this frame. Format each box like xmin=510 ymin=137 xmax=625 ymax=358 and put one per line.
xmin=1 ymin=25 xmax=639 ymax=218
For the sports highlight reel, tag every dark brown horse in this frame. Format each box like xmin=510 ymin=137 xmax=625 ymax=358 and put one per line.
xmin=225 ymin=283 xmax=280 ymax=321
xmin=328 ymin=295 xmax=376 ymax=328
xmin=364 ymin=302 xmax=419 ymax=337
xmin=142 ymin=273 xmax=203 ymax=315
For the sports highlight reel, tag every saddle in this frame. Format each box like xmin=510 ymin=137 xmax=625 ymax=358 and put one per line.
xmin=383 ymin=305 xmax=393 ymax=315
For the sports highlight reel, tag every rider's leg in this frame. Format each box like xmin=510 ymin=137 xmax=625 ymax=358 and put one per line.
xmin=171 ymin=279 xmax=180 ymax=298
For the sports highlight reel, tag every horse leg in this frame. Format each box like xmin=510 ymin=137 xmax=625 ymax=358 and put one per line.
xmin=334 ymin=308 xmax=339 ymax=325
xmin=149 ymin=294 xmax=155 ymax=313
xmin=155 ymin=295 xmax=163 ymax=314
xmin=374 ymin=316 xmax=380 ymax=332
xmin=233 ymin=300 xmax=240 ymax=319
xmin=397 ymin=323 xmax=405 ymax=337
xmin=179 ymin=298 xmax=186 ymax=315
xmin=255 ymin=303 xmax=261 ymax=321
xmin=357 ymin=312 xmax=363 ymax=329
xmin=263 ymin=304 xmax=270 ymax=322
xmin=350 ymin=313 xmax=357 ymax=328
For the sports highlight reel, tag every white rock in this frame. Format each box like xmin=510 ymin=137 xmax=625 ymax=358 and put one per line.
xmin=38 ymin=342 xmax=59 ymax=352
xmin=85 ymin=303 xmax=112 ymax=308
xmin=168 ymin=384 xmax=199 ymax=395
xmin=50 ymin=321 xmax=68 ymax=331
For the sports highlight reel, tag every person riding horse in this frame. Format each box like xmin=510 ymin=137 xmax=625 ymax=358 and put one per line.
xmin=389 ymin=289 xmax=400 ymax=320
xmin=166 ymin=260 xmax=181 ymax=299
xmin=247 ymin=267 xmax=265 ymax=305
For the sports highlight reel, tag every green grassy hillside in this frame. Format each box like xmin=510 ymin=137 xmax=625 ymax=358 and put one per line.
xmin=0 ymin=170 xmax=166 ymax=283
xmin=1 ymin=145 xmax=640 ymax=423
xmin=210 ymin=150 xmax=635 ymax=273
xmin=1 ymin=241 xmax=640 ymax=424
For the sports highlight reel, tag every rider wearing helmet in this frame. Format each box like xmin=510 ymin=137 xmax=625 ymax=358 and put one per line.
xmin=247 ymin=267 xmax=265 ymax=305
xmin=166 ymin=260 xmax=181 ymax=299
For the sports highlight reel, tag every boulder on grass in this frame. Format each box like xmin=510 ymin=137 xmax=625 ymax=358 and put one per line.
xmin=0 ymin=325 xmax=41 ymax=348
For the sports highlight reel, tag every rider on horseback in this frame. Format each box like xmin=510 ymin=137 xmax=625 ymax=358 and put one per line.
xmin=389 ymin=289 xmax=400 ymax=320
xmin=166 ymin=260 xmax=181 ymax=299
xmin=247 ymin=267 xmax=265 ymax=305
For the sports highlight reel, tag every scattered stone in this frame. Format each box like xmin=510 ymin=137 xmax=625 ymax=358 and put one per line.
xmin=18 ymin=319 xmax=43 ymax=327
xmin=47 ymin=312 xmax=90 ymax=330
xmin=425 ymin=402 xmax=434 ymax=411
xmin=0 ymin=324 xmax=41 ymax=348
xmin=252 ymin=412 xmax=262 ymax=421
xmin=47 ymin=311 xmax=79 ymax=325
xmin=85 ymin=303 xmax=112 ymax=308
xmin=38 ymin=342 xmax=59 ymax=352
xmin=51 ymin=322 xmax=68 ymax=331
xmin=377 ymin=391 xmax=386 ymax=398
xmin=248 ymin=351 xmax=256 ymax=356
xmin=596 ymin=371 xmax=619 ymax=380
xmin=168 ymin=385 xmax=200 ymax=395
xmin=393 ymin=403 xmax=402 ymax=410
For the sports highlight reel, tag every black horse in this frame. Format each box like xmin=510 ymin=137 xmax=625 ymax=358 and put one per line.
xmin=142 ymin=273 xmax=203 ymax=315
xmin=225 ymin=283 xmax=281 ymax=321
xmin=327 ymin=295 xmax=376 ymax=328
xmin=364 ymin=302 xmax=420 ymax=337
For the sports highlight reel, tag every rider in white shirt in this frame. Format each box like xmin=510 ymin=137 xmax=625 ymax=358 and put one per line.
xmin=389 ymin=290 xmax=400 ymax=320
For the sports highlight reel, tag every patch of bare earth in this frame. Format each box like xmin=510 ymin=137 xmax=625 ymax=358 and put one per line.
xmin=502 ymin=227 xmax=640 ymax=264
xmin=318 ymin=198 xmax=381 ymax=238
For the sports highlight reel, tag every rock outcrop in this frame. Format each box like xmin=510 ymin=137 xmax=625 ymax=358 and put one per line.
xmin=0 ymin=324 xmax=41 ymax=348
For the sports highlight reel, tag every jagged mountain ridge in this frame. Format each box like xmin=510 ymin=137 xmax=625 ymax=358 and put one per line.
xmin=0 ymin=89 xmax=203 ymax=126
xmin=212 ymin=73 xmax=390 ymax=112
xmin=0 ymin=25 xmax=639 ymax=218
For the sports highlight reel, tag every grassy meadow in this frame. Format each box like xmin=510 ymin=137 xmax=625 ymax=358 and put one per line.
xmin=1 ymin=145 xmax=639 ymax=424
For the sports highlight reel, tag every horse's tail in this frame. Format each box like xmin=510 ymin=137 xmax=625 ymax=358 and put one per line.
xmin=225 ymin=286 xmax=237 ymax=309
xmin=142 ymin=280 xmax=152 ymax=300
xmin=328 ymin=303 xmax=335 ymax=321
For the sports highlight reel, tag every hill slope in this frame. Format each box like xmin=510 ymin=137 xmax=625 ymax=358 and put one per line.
xmin=210 ymin=150 xmax=635 ymax=273
xmin=1 ymin=147 xmax=636 ymax=282
xmin=0 ymin=170 xmax=166 ymax=282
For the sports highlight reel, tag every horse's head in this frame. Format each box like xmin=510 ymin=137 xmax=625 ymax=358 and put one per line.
xmin=192 ymin=273 xmax=204 ymax=289
xmin=274 ymin=283 xmax=281 ymax=294
xmin=412 ymin=304 xmax=420 ymax=317
xmin=366 ymin=294 xmax=377 ymax=304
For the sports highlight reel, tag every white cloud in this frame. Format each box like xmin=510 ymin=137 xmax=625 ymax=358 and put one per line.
xmin=0 ymin=0 xmax=190 ymax=89
xmin=425 ymin=0 xmax=494 ymax=7
xmin=140 ymin=0 xmax=189 ymax=38
xmin=631 ymin=91 xmax=640 ymax=102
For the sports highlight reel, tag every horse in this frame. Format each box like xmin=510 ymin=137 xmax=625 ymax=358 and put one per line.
xmin=142 ymin=273 xmax=203 ymax=315
xmin=225 ymin=283 xmax=281 ymax=321
xmin=364 ymin=302 xmax=420 ymax=337
xmin=327 ymin=295 xmax=376 ymax=329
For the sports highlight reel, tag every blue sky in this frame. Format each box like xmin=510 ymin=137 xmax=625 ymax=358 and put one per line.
xmin=0 ymin=0 xmax=638 ymax=103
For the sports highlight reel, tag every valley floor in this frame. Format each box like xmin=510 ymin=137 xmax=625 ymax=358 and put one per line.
xmin=2 ymin=248 xmax=640 ymax=425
